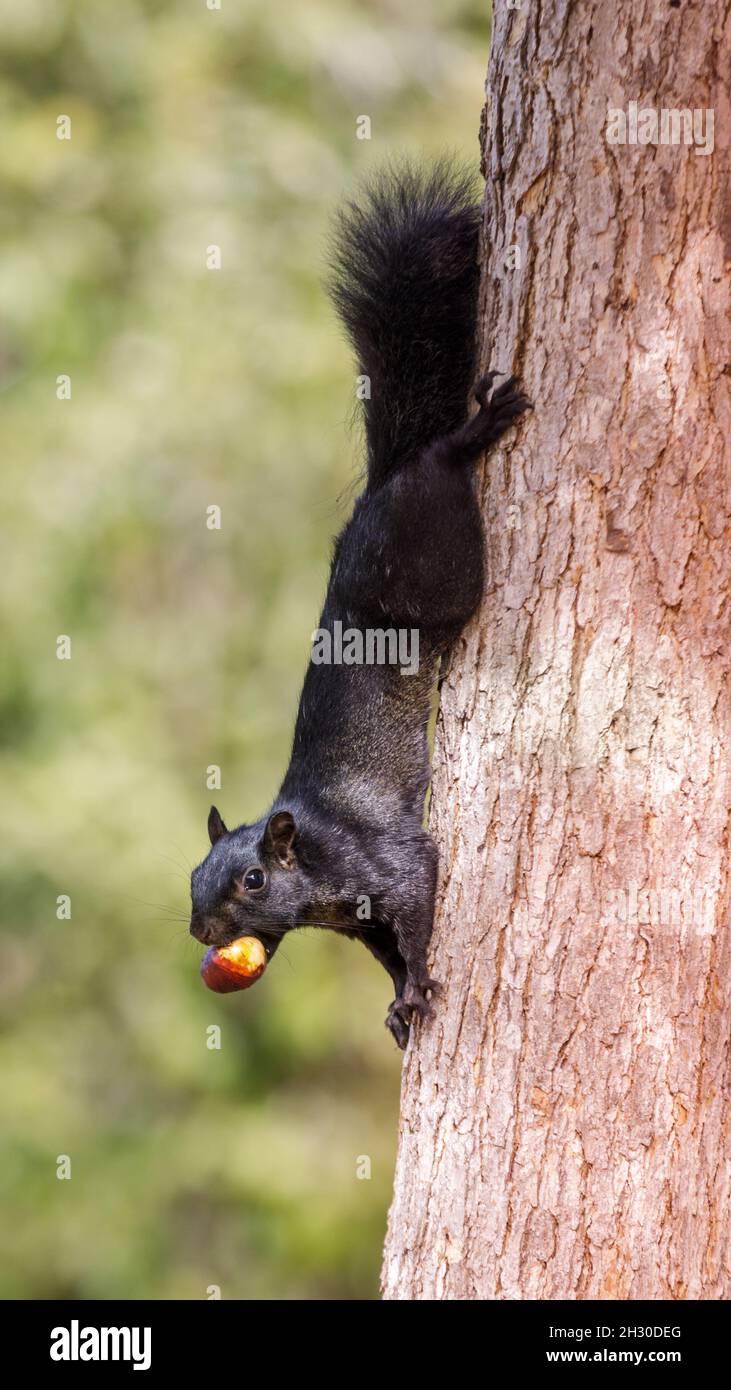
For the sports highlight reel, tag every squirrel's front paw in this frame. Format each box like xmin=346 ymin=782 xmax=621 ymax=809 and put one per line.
xmin=385 ymin=999 xmax=412 ymax=1050
xmin=402 ymin=977 xmax=437 ymax=1020
xmin=385 ymin=977 xmax=442 ymax=1048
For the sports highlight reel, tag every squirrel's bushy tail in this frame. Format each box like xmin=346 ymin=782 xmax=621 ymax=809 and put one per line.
xmin=328 ymin=160 xmax=481 ymax=488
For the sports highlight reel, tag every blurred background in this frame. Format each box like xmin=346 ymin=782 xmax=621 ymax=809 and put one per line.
xmin=0 ymin=0 xmax=488 ymax=1299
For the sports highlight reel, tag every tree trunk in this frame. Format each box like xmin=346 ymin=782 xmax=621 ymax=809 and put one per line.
xmin=382 ymin=0 xmax=731 ymax=1301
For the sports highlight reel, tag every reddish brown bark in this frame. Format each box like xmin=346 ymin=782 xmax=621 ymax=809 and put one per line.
xmin=383 ymin=0 xmax=731 ymax=1300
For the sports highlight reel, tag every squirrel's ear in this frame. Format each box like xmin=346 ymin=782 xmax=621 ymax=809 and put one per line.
xmin=264 ymin=810 xmax=298 ymax=869
xmin=208 ymin=805 xmax=228 ymax=846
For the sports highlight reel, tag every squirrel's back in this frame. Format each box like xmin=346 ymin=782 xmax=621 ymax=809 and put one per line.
xmin=328 ymin=161 xmax=481 ymax=488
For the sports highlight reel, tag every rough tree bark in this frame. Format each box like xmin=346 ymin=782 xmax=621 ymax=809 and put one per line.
xmin=382 ymin=1 xmax=731 ymax=1300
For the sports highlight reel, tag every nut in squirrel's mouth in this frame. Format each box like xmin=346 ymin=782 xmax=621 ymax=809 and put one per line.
xmin=199 ymin=935 xmax=269 ymax=994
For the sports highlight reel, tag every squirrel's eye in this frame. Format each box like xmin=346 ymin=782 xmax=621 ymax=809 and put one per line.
xmin=242 ymin=867 xmax=266 ymax=893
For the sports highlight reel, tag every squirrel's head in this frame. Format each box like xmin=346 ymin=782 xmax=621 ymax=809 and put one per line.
xmin=189 ymin=805 xmax=311 ymax=958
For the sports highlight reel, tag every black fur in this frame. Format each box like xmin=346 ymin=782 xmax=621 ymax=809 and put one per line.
xmin=190 ymin=162 xmax=530 ymax=1048
xmin=328 ymin=160 xmax=482 ymax=483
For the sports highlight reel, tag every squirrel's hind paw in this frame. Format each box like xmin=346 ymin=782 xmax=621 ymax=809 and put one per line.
xmin=473 ymin=373 xmax=532 ymax=440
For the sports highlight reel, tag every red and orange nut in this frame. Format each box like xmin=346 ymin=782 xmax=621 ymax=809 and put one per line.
xmin=200 ymin=936 xmax=268 ymax=993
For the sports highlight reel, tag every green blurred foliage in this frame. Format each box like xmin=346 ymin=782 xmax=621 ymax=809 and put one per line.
xmin=0 ymin=0 xmax=488 ymax=1299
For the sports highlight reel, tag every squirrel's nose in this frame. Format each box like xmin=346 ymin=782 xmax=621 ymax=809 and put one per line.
xmin=190 ymin=913 xmax=214 ymax=944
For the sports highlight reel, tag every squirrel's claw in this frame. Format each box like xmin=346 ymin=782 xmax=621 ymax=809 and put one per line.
xmin=473 ymin=371 xmax=500 ymax=407
xmin=385 ymin=999 xmax=411 ymax=1050
xmin=385 ymin=976 xmax=440 ymax=1048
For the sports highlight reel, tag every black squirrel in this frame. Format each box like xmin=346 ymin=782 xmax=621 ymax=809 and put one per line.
xmin=189 ymin=163 xmax=530 ymax=1047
